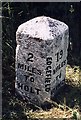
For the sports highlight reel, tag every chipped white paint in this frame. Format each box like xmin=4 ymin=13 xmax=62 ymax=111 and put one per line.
xmin=15 ymin=16 xmax=69 ymax=106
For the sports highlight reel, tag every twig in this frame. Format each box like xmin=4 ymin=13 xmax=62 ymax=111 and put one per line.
xmin=46 ymin=99 xmax=72 ymax=112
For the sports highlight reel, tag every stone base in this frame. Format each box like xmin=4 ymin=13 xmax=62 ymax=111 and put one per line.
xmin=51 ymin=79 xmax=65 ymax=99
xmin=15 ymin=79 xmax=65 ymax=108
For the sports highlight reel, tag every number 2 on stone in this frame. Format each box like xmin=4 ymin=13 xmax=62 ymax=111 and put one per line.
xmin=55 ymin=50 xmax=63 ymax=62
xmin=27 ymin=53 xmax=33 ymax=62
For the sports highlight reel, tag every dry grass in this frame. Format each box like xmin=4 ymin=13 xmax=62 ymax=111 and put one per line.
xmin=66 ymin=65 xmax=81 ymax=87
xmin=26 ymin=108 xmax=72 ymax=119
xmin=25 ymin=65 xmax=81 ymax=119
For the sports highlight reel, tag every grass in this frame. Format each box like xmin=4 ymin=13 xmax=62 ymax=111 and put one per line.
xmin=66 ymin=65 xmax=81 ymax=87
xmin=2 ymin=64 xmax=81 ymax=119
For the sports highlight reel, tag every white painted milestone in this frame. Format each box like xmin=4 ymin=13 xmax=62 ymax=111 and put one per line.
xmin=15 ymin=16 xmax=69 ymax=106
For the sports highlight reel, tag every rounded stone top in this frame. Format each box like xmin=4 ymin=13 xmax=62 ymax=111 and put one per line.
xmin=16 ymin=16 xmax=68 ymax=40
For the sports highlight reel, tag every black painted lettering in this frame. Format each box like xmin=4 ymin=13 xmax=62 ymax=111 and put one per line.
xmin=45 ymin=78 xmax=50 ymax=83
xmin=46 ymin=73 xmax=51 ymax=78
xmin=46 ymin=57 xmax=52 ymax=65
xmin=45 ymin=56 xmax=52 ymax=93
xmin=45 ymin=87 xmax=50 ymax=92
xmin=63 ymin=60 xmax=66 ymax=66
xmin=25 ymin=64 xmax=27 ymax=70
xmin=32 ymin=67 xmax=36 ymax=74
xmin=35 ymin=88 xmax=41 ymax=95
xmin=55 ymin=52 xmax=59 ymax=62
xmin=56 ymin=76 xmax=58 ymax=81
xmin=47 ymin=61 xmax=52 ymax=65
xmin=60 ymin=50 xmax=63 ymax=59
xmin=46 ymin=66 xmax=51 ymax=70
xmin=45 ymin=84 xmax=50 ymax=88
xmin=46 ymin=70 xmax=51 ymax=74
xmin=30 ymin=87 xmax=35 ymax=93
xmin=17 ymin=82 xmax=23 ymax=89
xmin=47 ymin=57 xmax=52 ymax=61
xmin=27 ymin=53 xmax=33 ymax=62
xmin=53 ymin=59 xmax=66 ymax=75
xmin=56 ymin=64 xmax=61 ymax=72
xmin=55 ymin=50 xmax=63 ymax=62
xmin=61 ymin=61 xmax=64 ymax=67
xmin=24 ymin=85 xmax=29 ymax=91
xmin=24 ymin=75 xmax=29 ymax=81
xmin=61 ymin=60 xmax=66 ymax=67
xmin=30 ymin=77 xmax=34 ymax=82
xmin=56 ymin=72 xmax=61 ymax=81
xmin=59 ymin=72 xmax=61 ymax=78
xmin=53 ymin=69 xmax=56 ymax=74
xmin=27 ymin=66 xmax=32 ymax=72
xmin=18 ymin=63 xmax=24 ymax=69
xmin=36 ymin=69 xmax=41 ymax=75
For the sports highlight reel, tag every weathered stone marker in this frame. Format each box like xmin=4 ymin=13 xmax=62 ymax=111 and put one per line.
xmin=15 ymin=16 xmax=69 ymax=106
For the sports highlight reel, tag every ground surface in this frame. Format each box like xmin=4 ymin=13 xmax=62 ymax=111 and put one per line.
xmin=2 ymin=64 xmax=81 ymax=120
